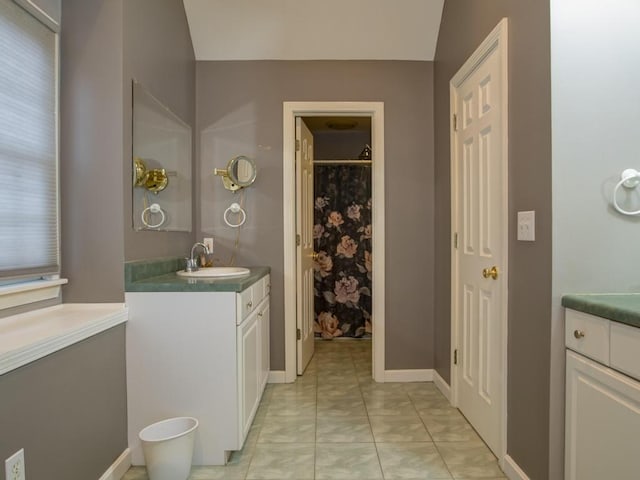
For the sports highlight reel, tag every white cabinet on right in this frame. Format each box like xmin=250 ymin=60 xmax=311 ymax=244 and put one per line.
xmin=565 ymin=309 xmax=640 ymax=480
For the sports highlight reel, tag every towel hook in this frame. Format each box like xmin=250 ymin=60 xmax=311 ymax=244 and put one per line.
xmin=224 ymin=202 xmax=246 ymax=228
xmin=612 ymin=168 xmax=640 ymax=216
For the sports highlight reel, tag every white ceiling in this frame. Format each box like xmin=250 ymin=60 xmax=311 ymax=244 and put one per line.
xmin=183 ymin=0 xmax=445 ymax=61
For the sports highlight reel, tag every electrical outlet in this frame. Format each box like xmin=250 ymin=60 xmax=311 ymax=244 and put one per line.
xmin=517 ymin=210 xmax=535 ymax=241
xmin=5 ymin=449 xmax=25 ymax=480
xmin=203 ymin=237 xmax=214 ymax=252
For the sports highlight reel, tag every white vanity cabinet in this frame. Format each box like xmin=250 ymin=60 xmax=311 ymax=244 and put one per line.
xmin=564 ymin=309 xmax=640 ymax=480
xmin=125 ymin=273 xmax=270 ymax=466
xmin=237 ymin=281 xmax=270 ymax=441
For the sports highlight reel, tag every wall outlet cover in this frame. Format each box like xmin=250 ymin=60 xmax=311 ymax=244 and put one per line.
xmin=517 ymin=211 xmax=535 ymax=241
xmin=5 ymin=448 xmax=25 ymax=480
xmin=203 ymin=237 xmax=214 ymax=252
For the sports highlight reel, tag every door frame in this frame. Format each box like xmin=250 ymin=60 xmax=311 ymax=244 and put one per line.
xmin=450 ymin=18 xmax=509 ymax=463
xmin=283 ymin=101 xmax=385 ymax=383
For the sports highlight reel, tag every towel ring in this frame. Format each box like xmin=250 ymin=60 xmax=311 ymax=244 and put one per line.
xmin=224 ymin=202 xmax=246 ymax=228
xmin=141 ymin=203 xmax=166 ymax=228
xmin=612 ymin=168 xmax=640 ymax=216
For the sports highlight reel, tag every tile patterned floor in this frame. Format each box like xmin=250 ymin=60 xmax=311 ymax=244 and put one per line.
xmin=123 ymin=339 xmax=506 ymax=480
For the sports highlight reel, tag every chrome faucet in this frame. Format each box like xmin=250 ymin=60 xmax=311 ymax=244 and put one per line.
xmin=185 ymin=242 xmax=210 ymax=272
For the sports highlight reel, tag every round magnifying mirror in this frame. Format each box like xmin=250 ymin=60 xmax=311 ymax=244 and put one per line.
xmin=227 ymin=155 xmax=257 ymax=188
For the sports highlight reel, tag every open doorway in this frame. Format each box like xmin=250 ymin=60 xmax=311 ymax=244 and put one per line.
xmin=283 ymin=102 xmax=385 ymax=383
xmin=295 ymin=115 xmax=373 ymax=375
xmin=306 ymin=117 xmax=373 ymax=339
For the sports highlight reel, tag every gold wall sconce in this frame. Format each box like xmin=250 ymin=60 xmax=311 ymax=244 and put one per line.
xmin=134 ymin=157 xmax=175 ymax=194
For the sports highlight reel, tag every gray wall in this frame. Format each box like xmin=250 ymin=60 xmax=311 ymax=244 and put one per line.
xmin=60 ymin=0 xmax=125 ymax=302
xmin=550 ymin=2 xmax=640 ymax=479
xmin=0 ymin=326 xmax=127 ymax=480
xmin=433 ymin=2 xmax=552 ymax=479
xmin=196 ymin=61 xmax=435 ymax=371
xmin=122 ymin=0 xmax=196 ymax=262
xmin=60 ymin=0 xmax=196 ymax=301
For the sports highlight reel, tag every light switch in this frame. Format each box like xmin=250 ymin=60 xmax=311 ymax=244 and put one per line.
xmin=517 ymin=211 xmax=535 ymax=241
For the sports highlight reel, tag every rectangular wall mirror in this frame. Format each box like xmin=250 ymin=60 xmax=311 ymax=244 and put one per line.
xmin=132 ymin=81 xmax=192 ymax=232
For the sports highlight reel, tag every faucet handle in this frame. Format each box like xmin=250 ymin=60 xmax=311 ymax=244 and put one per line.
xmin=184 ymin=257 xmax=198 ymax=272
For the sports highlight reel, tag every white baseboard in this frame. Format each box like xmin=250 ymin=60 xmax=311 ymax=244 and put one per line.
xmin=268 ymin=370 xmax=287 ymax=383
xmin=502 ymin=454 xmax=530 ymax=480
xmin=384 ymin=369 xmax=433 ymax=382
xmin=433 ymin=369 xmax=451 ymax=402
xmin=98 ymin=448 xmax=131 ymax=480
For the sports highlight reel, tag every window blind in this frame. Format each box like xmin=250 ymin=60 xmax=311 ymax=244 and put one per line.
xmin=0 ymin=0 xmax=58 ymax=279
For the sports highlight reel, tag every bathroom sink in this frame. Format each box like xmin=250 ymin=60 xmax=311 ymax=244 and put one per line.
xmin=176 ymin=267 xmax=251 ymax=279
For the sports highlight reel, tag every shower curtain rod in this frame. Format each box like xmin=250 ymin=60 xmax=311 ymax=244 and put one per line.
xmin=313 ymin=159 xmax=372 ymax=165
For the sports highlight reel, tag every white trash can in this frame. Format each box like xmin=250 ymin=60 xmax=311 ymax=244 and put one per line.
xmin=139 ymin=417 xmax=199 ymax=480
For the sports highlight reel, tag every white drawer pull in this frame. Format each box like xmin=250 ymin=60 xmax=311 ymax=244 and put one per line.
xmin=574 ymin=330 xmax=585 ymax=339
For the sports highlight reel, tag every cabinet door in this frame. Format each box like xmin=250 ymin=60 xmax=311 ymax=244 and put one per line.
xmin=565 ymin=350 xmax=640 ymax=480
xmin=258 ymin=299 xmax=270 ymax=391
xmin=238 ymin=311 xmax=259 ymax=442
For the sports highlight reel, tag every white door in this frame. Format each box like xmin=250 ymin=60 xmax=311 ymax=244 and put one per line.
xmin=451 ymin=20 xmax=507 ymax=457
xmin=296 ymin=117 xmax=315 ymax=374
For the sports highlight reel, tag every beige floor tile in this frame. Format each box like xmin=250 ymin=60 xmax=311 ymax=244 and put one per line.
xmin=266 ymin=396 xmax=316 ymax=417
xmin=316 ymin=372 xmax=360 ymax=385
xmin=315 ymin=443 xmax=383 ymax=479
xmin=365 ymin=396 xmax=418 ymax=416
xmin=369 ymin=414 xmax=432 ymax=442
xmin=376 ymin=442 xmax=453 ymax=479
xmin=422 ymin=419 xmax=482 ymax=443
xmin=124 ymin=340 xmax=501 ymax=480
xmin=245 ymin=443 xmax=315 ymax=479
xmin=258 ymin=415 xmax=316 ymax=443
xmin=188 ymin=464 xmax=249 ymax=479
xmin=317 ymin=395 xmax=367 ymax=416
xmin=122 ymin=467 xmax=147 ymax=480
xmin=436 ymin=441 xmax=505 ymax=479
xmin=317 ymin=381 xmax=361 ymax=398
xmin=316 ymin=415 xmax=374 ymax=442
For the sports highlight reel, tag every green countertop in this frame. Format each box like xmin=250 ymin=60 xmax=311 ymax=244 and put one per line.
xmin=562 ymin=294 xmax=640 ymax=329
xmin=124 ymin=257 xmax=270 ymax=293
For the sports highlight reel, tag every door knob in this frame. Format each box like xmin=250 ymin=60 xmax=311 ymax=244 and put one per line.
xmin=312 ymin=252 xmax=319 ymax=261
xmin=482 ymin=266 xmax=499 ymax=280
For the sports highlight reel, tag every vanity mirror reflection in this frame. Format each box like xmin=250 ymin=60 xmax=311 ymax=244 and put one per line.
xmin=214 ymin=155 xmax=257 ymax=191
xmin=132 ymin=81 xmax=192 ymax=231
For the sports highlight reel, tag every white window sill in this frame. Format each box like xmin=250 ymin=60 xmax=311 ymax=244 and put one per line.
xmin=0 ymin=278 xmax=68 ymax=311
xmin=0 ymin=303 xmax=128 ymax=375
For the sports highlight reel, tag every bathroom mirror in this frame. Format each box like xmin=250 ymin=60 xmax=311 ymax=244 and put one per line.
xmin=214 ymin=155 xmax=257 ymax=191
xmin=132 ymin=81 xmax=192 ymax=231
xmin=229 ymin=155 xmax=257 ymax=187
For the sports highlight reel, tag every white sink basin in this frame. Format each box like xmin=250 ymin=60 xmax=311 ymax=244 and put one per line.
xmin=176 ymin=267 xmax=251 ymax=279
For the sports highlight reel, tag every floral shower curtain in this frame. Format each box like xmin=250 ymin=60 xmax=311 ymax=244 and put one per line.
xmin=313 ymin=164 xmax=372 ymax=339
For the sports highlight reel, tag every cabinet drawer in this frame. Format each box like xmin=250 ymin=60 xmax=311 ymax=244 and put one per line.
xmin=610 ymin=322 xmax=640 ymax=382
xmin=237 ymin=287 xmax=254 ymax=323
xmin=565 ymin=309 xmax=609 ymax=365
xmin=252 ymin=275 xmax=270 ymax=306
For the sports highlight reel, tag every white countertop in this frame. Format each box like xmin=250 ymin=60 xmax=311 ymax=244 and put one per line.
xmin=0 ymin=303 xmax=128 ymax=375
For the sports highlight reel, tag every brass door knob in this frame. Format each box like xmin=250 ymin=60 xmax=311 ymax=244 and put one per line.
xmin=482 ymin=266 xmax=499 ymax=280
xmin=574 ymin=330 xmax=585 ymax=339
xmin=312 ymin=252 xmax=319 ymax=261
